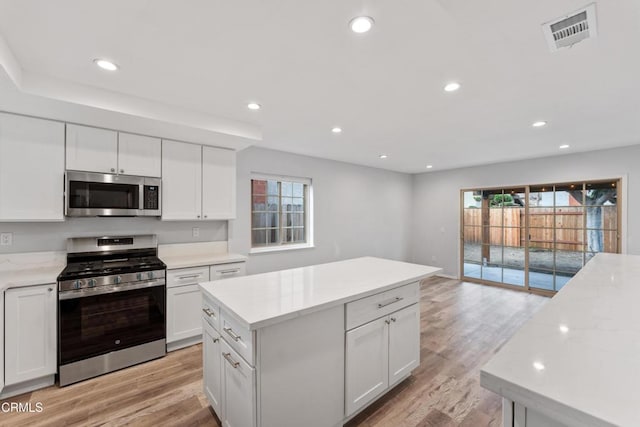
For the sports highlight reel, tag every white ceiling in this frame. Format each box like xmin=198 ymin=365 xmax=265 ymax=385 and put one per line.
xmin=0 ymin=0 xmax=639 ymax=173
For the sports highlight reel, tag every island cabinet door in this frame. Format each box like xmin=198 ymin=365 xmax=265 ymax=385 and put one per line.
xmin=388 ymin=303 xmax=420 ymax=386
xmin=345 ymin=317 xmax=389 ymax=417
xmin=221 ymin=340 xmax=256 ymax=427
xmin=167 ymin=284 xmax=203 ymax=344
xmin=203 ymin=321 xmax=224 ymax=418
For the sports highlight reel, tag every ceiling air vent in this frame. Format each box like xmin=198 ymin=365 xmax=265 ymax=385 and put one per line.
xmin=542 ymin=3 xmax=597 ymax=52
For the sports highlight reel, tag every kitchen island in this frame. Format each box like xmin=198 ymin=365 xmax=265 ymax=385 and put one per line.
xmin=481 ymin=253 xmax=640 ymax=427
xmin=199 ymin=256 xmax=441 ymax=427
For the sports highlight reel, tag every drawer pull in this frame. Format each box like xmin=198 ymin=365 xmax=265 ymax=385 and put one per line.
xmin=178 ymin=274 xmax=201 ymax=279
xmin=224 ymin=327 xmax=241 ymax=342
xmin=377 ymin=296 xmax=403 ymax=309
xmin=202 ymin=308 xmax=215 ymax=317
xmin=223 ymin=352 xmax=240 ymax=368
xmin=219 ymin=268 xmax=240 ymax=275
xmin=213 ymin=337 xmax=219 ymax=343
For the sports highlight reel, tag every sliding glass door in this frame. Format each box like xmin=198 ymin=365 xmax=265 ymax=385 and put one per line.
xmin=461 ymin=180 xmax=619 ymax=293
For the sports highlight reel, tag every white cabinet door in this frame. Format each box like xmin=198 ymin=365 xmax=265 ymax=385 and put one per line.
xmin=388 ymin=303 xmax=420 ymax=386
xmin=202 ymin=146 xmax=236 ymax=220
xmin=203 ymin=321 xmax=224 ymax=418
xmin=117 ymin=132 xmax=161 ymax=177
xmin=167 ymin=284 xmax=203 ymax=344
xmin=0 ymin=113 xmax=64 ymax=221
xmin=345 ymin=317 xmax=389 ymax=416
xmin=210 ymin=262 xmax=246 ymax=281
xmin=221 ymin=340 xmax=256 ymax=427
xmin=4 ymin=284 xmax=57 ymax=386
xmin=66 ymin=124 xmax=118 ymax=173
xmin=162 ymin=140 xmax=202 ymax=220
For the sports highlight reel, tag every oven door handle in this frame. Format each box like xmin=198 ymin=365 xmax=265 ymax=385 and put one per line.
xmin=58 ymin=279 xmax=165 ymax=300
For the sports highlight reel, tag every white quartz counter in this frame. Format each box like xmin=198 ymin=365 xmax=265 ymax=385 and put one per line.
xmin=200 ymin=256 xmax=441 ymax=330
xmin=158 ymin=241 xmax=246 ymax=269
xmin=481 ymin=253 xmax=640 ymax=427
xmin=0 ymin=251 xmax=66 ymax=291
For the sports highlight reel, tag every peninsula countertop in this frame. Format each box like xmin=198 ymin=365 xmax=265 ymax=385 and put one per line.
xmin=481 ymin=253 xmax=640 ymax=427
xmin=199 ymin=256 xmax=441 ymax=330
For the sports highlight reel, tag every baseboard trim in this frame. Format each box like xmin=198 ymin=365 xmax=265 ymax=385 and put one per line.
xmin=436 ymin=273 xmax=458 ymax=280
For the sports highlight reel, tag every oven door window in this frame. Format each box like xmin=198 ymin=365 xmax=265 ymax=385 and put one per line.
xmin=68 ymin=181 xmax=139 ymax=209
xmin=59 ymin=286 xmax=165 ymax=364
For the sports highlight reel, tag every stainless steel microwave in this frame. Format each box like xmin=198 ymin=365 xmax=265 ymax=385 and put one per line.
xmin=65 ymin=171 xmax=161 ymax=217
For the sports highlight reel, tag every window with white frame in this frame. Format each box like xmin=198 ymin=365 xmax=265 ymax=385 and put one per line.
xmin=251 ymin=175 xmax=311 ymax=249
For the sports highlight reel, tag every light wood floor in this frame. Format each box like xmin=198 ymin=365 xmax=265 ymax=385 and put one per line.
xmin=0 ymin=277 xmax=548 ymax=427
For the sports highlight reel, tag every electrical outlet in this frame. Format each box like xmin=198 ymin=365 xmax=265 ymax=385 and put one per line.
xmin=0 ymin=232 xmax=13 ymax=246
xmin=192 ymin=227 xmax=200 ymax=238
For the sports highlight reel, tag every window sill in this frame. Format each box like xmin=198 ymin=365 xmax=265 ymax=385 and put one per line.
xmin=249 ymin=244 xmax=315 ymax=255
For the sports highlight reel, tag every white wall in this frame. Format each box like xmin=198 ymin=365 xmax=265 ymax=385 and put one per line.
xmin=411 ymin=145 xmax=640 ymax=277
xmin=230 ymin=147 xmax=414 ymax=274
xmin=0 ymin=218 xmax=227 ymax=254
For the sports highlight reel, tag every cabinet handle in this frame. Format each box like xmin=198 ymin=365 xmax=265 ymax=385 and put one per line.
xmin=204 ymin=215 xmax=208 ymax=218
xmin=390 ymin=317 xmax=397 ymax=322
xmin=219 ymin=269 xmax=240 ymax=275
xmin=110 ymin=168 xmax=115 ymax=173
xmin=213 ymin=337 xmax=219 ymax=343
xmin=202 ymin=308 xmax=215 ymax=317
xmin=48 ymin=288 xmax=53 ymax=292
xmin=377 ymin=296 xmax=403 ymax=309
xmin=223 ymin=352 xmax=240 ymax=368
xmin=120 ymin=169 xmax=124 ymax=173
xmin=385 ymin=319 xmax=391 ymax=324
xmin=224 ymin=327 xmax=241 ymax=342
xmin=179 ymin=274 xmax=201 ymax=279
xmin=197 ymin=215 xmax=201 ymax=219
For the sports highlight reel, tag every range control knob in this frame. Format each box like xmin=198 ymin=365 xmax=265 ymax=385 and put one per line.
xmin=73 ymin=280 xmax=83 ymax=289
xmin=88 ymin=279 xmax=97 ymax=288
xmin=136 ymin=272 xmax=143 ymax=281
xmin=147 ymin=271 xmax=155 ymax=280
xmin=114 ymin=276 xmax=122 ymax=285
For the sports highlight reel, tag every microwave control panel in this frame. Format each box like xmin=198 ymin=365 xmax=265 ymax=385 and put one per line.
xmin=143 ymin=185 xmax=159 ymax=210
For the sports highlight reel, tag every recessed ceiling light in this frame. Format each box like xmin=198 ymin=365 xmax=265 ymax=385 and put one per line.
xmin=426 ymin=165 xmax=433 ymax=169
xmin=559 ymin=324 xmax=569 ymax=333
xmin=350 ymin=16 xmax=374 ymax=33
xmin=444 ymin=82 xmax=461 ymax=92
xmin=533 ymin=361 xmax=545 ymax=371
xmin=93 ymin=59 xmax=118 ymax=71
xmin=379 ymin=154 xmax=388 ymax=159
xmin=559 ymin=144 xmax=570 ymax=149
xmin=247 ymin=103 xmax=261 ymax=110
xmin=331 ymin=127 xmax=342 ymax=134
xmin=532 ymin=121 xmax=547 ymax=128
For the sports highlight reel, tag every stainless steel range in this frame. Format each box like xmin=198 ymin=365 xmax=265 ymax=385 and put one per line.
xmin=57 ymin=235 xmax=166 ymax=386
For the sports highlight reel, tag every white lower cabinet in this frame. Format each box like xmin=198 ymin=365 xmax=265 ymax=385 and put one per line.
xmin=203 ymin=320 xmax=224 ymax=418
xmin=210 ymin=262 xmax=247 ymax=281
xmin=345 ymin=287 xmax=420 ymax=417
xmin=509 ymin=401 xmax=568 ymax=427
xmin=221 ymin=340 xmax=256 ymax=427
xmin=4 ymin=284 xmax=57 ymax=387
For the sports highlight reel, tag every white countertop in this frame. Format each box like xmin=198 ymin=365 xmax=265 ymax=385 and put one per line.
xmin=200 ymin=256 xmax=441 ymax=330
xmin=481 ymin=253 xmax=640 ymax=427
xmin=158 ymin=241 xmax=246 ymax=269
xmin=0 ymin=251 xmax=66 ymax=291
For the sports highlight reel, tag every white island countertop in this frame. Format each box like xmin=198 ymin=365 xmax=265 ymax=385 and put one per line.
xmin=199 ymin=256 xmax=441 ymax=330
xmin=481 ymin=253 xmax=640 ymax=427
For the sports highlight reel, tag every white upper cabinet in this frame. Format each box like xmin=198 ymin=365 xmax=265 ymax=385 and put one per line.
xmin=117 ymin=132 xmax=161 ymax=177
xmin=66 ymin=125 xmax=161 ymax=177
xmin=162 ymin=139 xmax=202 ymax=220
xmin=202 ymin=146 xmax=236 ymax=220
xmin=163 ymin=140 xmax=237 ymax=221
xmin=0 ymin=113 xmax=65 ymax=221
xmin=66 ymin=124 xmax=118 ymax=173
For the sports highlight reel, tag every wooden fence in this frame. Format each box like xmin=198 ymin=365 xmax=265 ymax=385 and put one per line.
xmin=463 ymin=206 xmax=617 ymax=252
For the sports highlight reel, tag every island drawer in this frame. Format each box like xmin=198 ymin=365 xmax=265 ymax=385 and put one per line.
xmin=202 ymin=294 xmax=221 ymax=331
xmin=210 ymin=262 xmax=246 ymax=280
xmin=346 ymin=282 xmax=420 ymax=330
xmin=167 ymin=266 xmax=210 ymax=288
xmin=221 ymin=310 xmax=255 ymax=366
